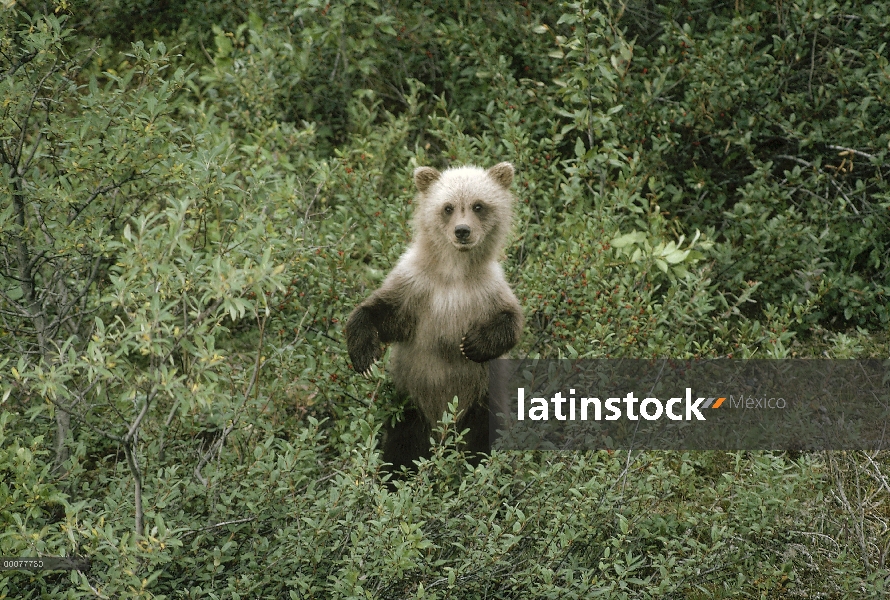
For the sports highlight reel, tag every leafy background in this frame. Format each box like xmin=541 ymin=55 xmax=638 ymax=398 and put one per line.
xmin=2 ymin=0 xmax=889 ymax=597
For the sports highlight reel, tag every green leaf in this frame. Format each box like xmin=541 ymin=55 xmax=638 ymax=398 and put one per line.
xmin=611 ymin=231 xmax=646 ymax=248
xmin=664 ymin=249 xmax=691 ymax=264
xmin=574 ymin=137 xmax=586 ymax=158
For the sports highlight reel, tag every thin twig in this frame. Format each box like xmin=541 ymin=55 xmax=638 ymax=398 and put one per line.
xmin=180 ymin=516 xmax=257 ymax=537
xmin=861 ymin=451 xmax=890 ymax=496
xmin=775 ymin=154 xmax=860 ymax=214
xmin=827 ymin=144 xmax=877 ymax=161
xmin=123 ymin=440 xmax=144 ymax=537
xmin=808 ymin=29 xmax=817 ymax=101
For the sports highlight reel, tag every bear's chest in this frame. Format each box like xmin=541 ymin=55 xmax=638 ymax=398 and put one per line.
xmin=411 ymin=281 xmax=493 ymax=350
xmin=427 ymin=285 xmax=482 ymax=320
xmin=397 ymin=259 xmax=506 ymax=353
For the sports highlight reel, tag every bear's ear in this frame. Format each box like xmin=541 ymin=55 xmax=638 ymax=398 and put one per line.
xmin=487 ymin=162 xmax=514 ymax=188
xmin=413 ymin=167 xmax=441 ymax=192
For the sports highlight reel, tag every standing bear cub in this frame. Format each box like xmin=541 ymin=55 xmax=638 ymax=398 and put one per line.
xmin=346 ymin=162 xmax=523 ymax=473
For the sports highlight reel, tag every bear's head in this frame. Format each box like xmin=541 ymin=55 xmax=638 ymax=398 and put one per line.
xmin=411 ymin=162 xmax=515 ymax=262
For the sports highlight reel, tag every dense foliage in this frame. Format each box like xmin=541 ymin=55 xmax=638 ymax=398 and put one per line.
xmin=2 ymin=0 xmax=889 ymax=597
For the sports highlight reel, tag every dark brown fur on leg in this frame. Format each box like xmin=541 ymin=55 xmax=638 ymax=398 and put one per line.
xmin=381 ymin=406 xmax=431 ymax=478
xmin=456 ymin=399 xmax=494 ymax=467
xmin=346 ymin=291 xmax=414 ymax=374
xmin=345 ymin=306 xmax=384 ymax=375
xmin=382 ymin=400 xmax=494 ymax=479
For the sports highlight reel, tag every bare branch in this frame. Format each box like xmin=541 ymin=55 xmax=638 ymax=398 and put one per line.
xmin=0 ymin=50 xmax=38 ymax=83
xmin=181 ymin=516 xmax=257 ymax=538
xmin=67 ymin=176 xmax=144 ymax=226
xmin=125 ymin=389 xmax=156 ymax=443
xmin=828 ymin=144 xmax=879 ymax=162
xmin=41 ymin=392 xmax=123 ymax=443
xmin=122 ymin=440 xmax=143 ymax=537
xmin=13 ymin=56 xmax=60 ymax=172
xmin=775 ymin=154 xmax=860 ymax=214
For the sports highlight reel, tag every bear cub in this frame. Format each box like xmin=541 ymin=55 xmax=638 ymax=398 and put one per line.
xmin=346 ymin=162 xmax=523 ymax=473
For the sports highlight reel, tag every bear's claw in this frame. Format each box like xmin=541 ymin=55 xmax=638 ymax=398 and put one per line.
xmin=461 ymin=334 xmax=489 ymax=363
xmin=357 ymin=359 xmax=376 ymax=378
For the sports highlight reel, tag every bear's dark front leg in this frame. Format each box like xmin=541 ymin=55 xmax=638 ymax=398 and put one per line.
xmin=460 ymin=308 xmax=522 ymax=363
xmin=346 ymin=305 xmax=383 ymax=375
xmin=346 ymin=292 xmax=413 ymax=375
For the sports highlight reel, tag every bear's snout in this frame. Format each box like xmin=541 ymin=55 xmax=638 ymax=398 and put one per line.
xmin=454 ymin=224 xmax=472 ymax=242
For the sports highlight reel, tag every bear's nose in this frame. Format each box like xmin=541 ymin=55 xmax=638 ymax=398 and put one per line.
xmin=454 ymin=224 xmax=471 ymax=240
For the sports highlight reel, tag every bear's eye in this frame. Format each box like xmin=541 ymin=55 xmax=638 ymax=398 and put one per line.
xmin=443 ymin=204 xmax=454 ymax=215
xmin=472 ymin=203 xmax=484 ymax=213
